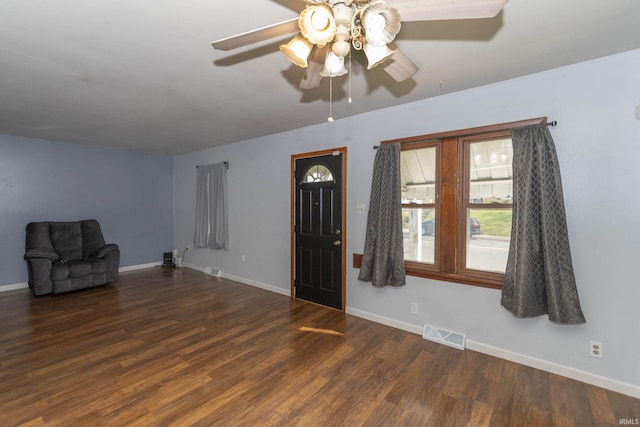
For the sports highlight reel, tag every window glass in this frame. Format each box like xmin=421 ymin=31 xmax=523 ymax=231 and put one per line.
xmin=401 ymin=147 xmax=437 ymax=203
xmin=303 ymin=164 xmax=334 ymax=183
xmin=403 ymin=208 xmax=435 ymax=264
xmin=465 ymin=208 xmax=511 ymax=273
xmin=401 ymin=146 xmax=436 ymax=265
xmin=468 ymin=138 xmax=513 ymax=204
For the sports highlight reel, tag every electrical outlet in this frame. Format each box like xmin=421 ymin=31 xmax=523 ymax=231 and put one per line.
xmin=590 ymin=340 xmax=603 ymax=358
xmin=241 ymin=254 xmax=246 ymax=263
xmin=410 ymin=302 xmax=418 ymax=315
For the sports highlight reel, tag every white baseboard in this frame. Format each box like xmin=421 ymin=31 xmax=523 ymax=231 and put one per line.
xmin=119 ymin=262 xmax=162 ymax=272
xmin=346 ymin=307 xmax=424 ymax=335
xmin=182 ymin=262 xmax=204 ymax=272
xmin=0 ymin=282 xmax=29 ymax=293
xmin=182 ymin=264 xmax=290 ymax=297
xmin=221 ymin=272 xmax=290 ymax=297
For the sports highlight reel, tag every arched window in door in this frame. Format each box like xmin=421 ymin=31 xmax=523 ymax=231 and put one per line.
xmin=303 ymin=164 xmax=334 ymax=183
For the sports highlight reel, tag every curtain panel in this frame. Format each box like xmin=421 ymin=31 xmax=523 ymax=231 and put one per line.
xmin=358 ymin=143 xmax=406 ymax=287
xmin=502 ymin=124 xmax=585 ymax=324
xmin=194 ymin=163 xmax=229 ymax=250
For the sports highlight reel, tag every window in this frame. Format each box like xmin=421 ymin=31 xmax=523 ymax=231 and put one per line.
xmin=401 ymin=143 xmax=438 ymax=265
xmin=303 ymin=164 xmax=334 ymax=183
xmin=393 ymin=119 xmax=543 ymax=288
xmin=464 ymin=134 xmax=513 ymax=275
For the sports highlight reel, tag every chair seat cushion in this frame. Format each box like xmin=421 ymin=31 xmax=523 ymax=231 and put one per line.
xmin=52 ymin=260 xmax=93 ymax=280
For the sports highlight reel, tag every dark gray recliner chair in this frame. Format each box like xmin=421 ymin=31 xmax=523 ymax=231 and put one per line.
xmin=24 ymin=220 xmax=120 ymax=296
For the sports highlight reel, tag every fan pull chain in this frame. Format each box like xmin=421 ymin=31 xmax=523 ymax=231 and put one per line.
xmin=328 ymin=76 xmax=334 ymax=123
xmin=348 ymin=51 xmax=352 ymax=104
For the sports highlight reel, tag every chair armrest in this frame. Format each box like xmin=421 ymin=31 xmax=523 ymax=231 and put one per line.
xmin=24 ymin=248 xmax=59 ymax=261
xmin=92 ymin=244 xmax=119 ymax=258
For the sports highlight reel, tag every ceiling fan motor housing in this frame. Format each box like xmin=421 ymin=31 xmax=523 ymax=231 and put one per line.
xmin=332 ymin=2 xmax=356 ymax=56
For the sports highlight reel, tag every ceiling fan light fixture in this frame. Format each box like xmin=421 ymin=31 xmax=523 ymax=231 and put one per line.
xmin=299 ymin=4 xmax=336 ymax=47
xmin=320 ymin=50 xmax=348 ymax=77
xmin=279 ymin=33 xmax=314 ymax=68
xmin=361 ymin=3 xmax=401 ymax=46
xmin=332 ymin=40 xmax=351 ymax=57
xmin=212 ymin=0 xmax=511 ymax=122
xmin=363 ymin=43 xmax=396 ymax=69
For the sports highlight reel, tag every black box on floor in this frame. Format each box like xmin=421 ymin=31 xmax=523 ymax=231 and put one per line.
xmin=163 ymin=252 xmax=174 ymax=267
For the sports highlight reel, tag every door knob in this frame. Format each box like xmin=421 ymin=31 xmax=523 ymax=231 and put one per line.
xmin=333 ymin=240 xmax=342 ymax=247
xmin=335 ymin=229 xmax=341 ymax=235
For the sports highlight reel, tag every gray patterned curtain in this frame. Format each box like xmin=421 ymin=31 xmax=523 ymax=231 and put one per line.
xmin=194 ymin=163 xmax=229 ymax=250
xmin=358 ymin=143 xmax=406 ymax=287
xmin=502 ymin=124 xmax=585 ymax=324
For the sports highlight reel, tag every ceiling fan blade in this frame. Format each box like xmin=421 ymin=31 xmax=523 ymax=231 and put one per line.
xmin=212 ymin=18 xmax=299 ymax=51
xmin=383 ymin=49 xmax=418 ymax=82
xmin=300 ymin=46 xmax=328 ymax=90
xmin=385 ymin=0 xmax=508 ymax=21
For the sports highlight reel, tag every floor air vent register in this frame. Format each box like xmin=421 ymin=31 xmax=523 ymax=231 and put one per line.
xmin=422 ymin=324 xmax=466 ymax=350
xmin=203 ymin=267 xmax=222 ymax=277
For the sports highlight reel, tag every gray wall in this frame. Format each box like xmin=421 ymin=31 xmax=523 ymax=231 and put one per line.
xmin=173 ymin=49 xmax=640 ymax=391
xmin=0 ymin=135 xmax=173 ymax=285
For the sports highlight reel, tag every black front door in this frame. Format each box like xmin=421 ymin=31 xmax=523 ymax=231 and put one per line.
xmin=294 ymin=152 xmax=343 ymax=310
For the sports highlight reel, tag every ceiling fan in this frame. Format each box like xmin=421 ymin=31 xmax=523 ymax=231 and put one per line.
xmin=212 ymin=0 xmax=508 ymax=88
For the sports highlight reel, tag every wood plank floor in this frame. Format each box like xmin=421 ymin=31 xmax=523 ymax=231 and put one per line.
xmin=0 ymin=268 xmax=638 ymax=426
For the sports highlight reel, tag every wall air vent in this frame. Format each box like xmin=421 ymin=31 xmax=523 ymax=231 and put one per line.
xmin=203 ymin=267 xmax=221 ymax=277
xmin=422 ymin=324 xmax=466 ymax=350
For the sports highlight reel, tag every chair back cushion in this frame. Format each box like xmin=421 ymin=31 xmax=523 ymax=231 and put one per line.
xmin=81 ymin=220 xmax=107 ymax=259
xmin=49 ymin=222 xmax=83 ymax=261
xmin=26 ymin=222 xmax=55 ymax=253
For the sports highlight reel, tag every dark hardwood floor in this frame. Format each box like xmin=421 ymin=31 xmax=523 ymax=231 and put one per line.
xmin=0 ymin=268 xmax=638 ymax=426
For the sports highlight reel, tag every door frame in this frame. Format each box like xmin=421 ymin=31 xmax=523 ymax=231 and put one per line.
xmin=291 ymin=147 xmax=347 ymax=311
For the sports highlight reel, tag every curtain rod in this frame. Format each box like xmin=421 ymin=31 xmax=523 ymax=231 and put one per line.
xmin=373 ymin=120 xmax=558 ymax=149
xmin=196 ymin=161 xmax=229 ymax=169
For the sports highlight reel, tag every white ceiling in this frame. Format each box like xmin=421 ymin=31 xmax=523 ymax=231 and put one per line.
xmin=1 ymin=0 xmax=639 ymax=155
